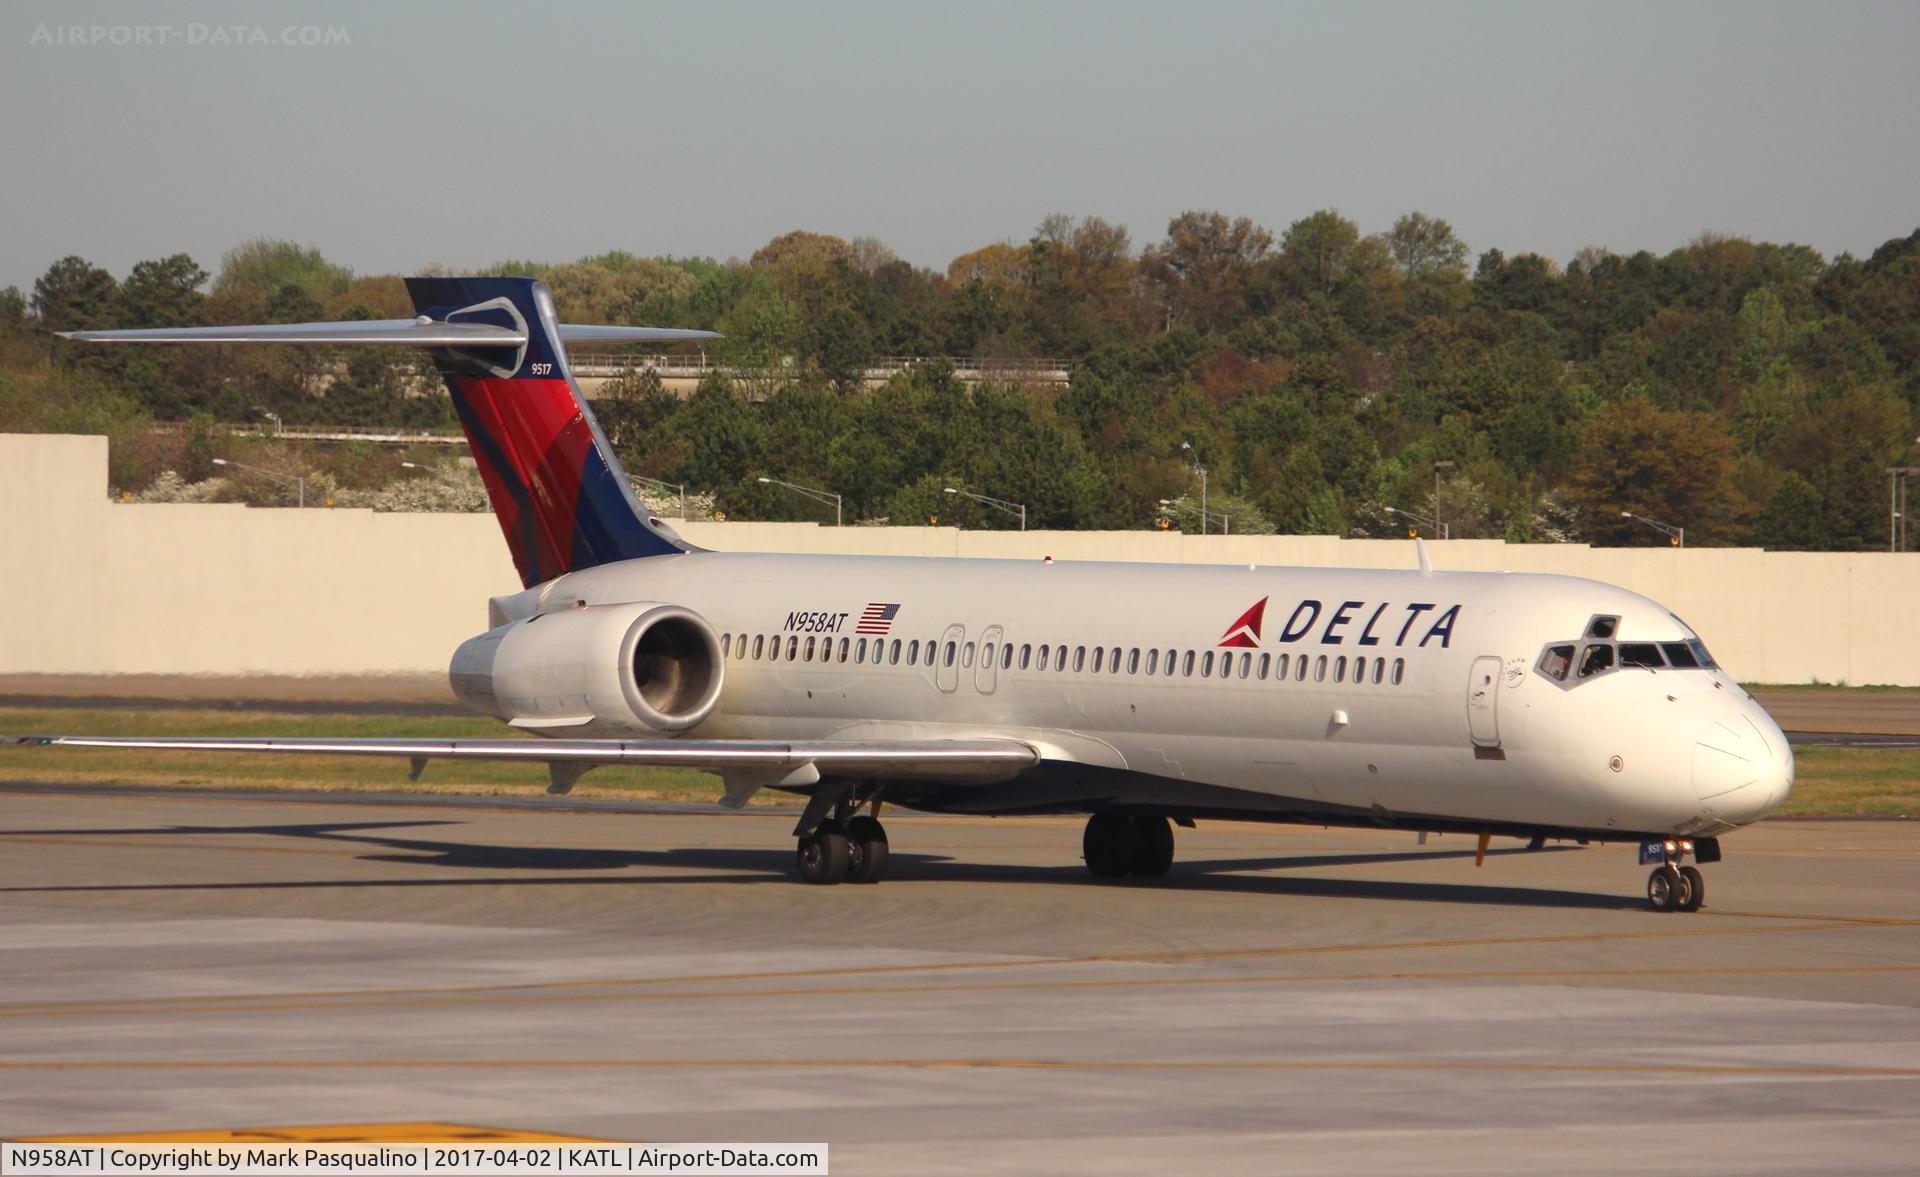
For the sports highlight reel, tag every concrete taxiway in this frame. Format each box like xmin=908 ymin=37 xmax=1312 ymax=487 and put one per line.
xmin=2 ymin=788 xmax=1917 ymax=1174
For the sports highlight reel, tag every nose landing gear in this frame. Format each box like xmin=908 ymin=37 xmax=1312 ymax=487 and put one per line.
xmin=1643 ymin=837 xmax=1712 ymax=912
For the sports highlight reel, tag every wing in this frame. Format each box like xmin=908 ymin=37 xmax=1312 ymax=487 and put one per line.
xmin=5 ymin=734 xmax=1038 ymax=804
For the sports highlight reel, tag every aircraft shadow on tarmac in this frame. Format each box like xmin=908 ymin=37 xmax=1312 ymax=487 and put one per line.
xmin=0 ymin=816 xmax=1631 ymax=910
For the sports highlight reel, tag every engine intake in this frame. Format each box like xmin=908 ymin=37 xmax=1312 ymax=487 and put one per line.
xmin=450 ymin=601 xmax=724 ymax=736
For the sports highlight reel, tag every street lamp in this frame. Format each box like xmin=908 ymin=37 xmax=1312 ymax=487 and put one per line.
xmin=757 ymin=476 xmax=841 ymax=527
xmin=1181 ymin=441 xmax=1209 ymax=535
xmin=1621 ymin=511 xmax=1684 ymax=548
xmin=212 ymin=457 xmax=305 ymax=508
xmin=1385 ymin=505 xmax=1445 ymax=540
xmin=1159 ymin=498 xmax=1229 ymax=535
xmin=1889 ymin=467 xmax=1920 ymax=553
xmin=944 ymin=486 xmax=1026 ymax=530
xmin=630 ymin=474 xmax=688 ymax=520
xmin=1433 ymin=460 xmax=1455 ymax=541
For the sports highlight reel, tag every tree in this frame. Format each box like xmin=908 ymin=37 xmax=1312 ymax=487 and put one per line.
xmin=214 ymin=239 xmax=350 ymax=304
xmin=31 ymin=256 xmax=118 ymax=332
xmin=1139 ymin=211 xmax=1273 ymax=332
xmin=1751 ymin=472 xmax=1829 ymax=550
xmin=946 ymin=242 xmax=1031 ymax=287
xmin=1279 ymin=209 xmax=1361 ymax=298
xmin=1563 ymin=397 xmax=1743 ymax=545
xmin=1386 ymin=212 xmax=1470 ymax=281
xmin=117 ymin=254 xmax=207 ymax=327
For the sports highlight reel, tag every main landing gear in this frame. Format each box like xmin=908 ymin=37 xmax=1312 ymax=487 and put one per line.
xmin=1082 ymin=813 xmax=1176 ymax=880
xmin=1644 ymin=836 xmax=1718 ymax=913
xmin=796 ymin=797 xmax=889 ymax=885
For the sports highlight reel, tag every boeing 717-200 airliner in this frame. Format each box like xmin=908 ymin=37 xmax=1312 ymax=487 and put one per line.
xmin=14 ymin=277 xmax=1793 ymax=911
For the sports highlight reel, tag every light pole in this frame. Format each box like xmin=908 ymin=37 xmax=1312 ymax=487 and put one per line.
xmin=1385 ymin=505 xmax=1445 ymax=540
xmin=1621 ymin=511 xmax=1684 ymax=548
xmin=944 ymin=486 xmax=1026 ymax=530
xmin=212 ymin=457 xmax=304 ymax=508
xmin=630 ymin=474 xmax=688 ymax=520
xmin=1181 ymin=441 xmax=1209 ymax=535
xmin=1890 ymin=467 xmax=1920 ymax=553
xmin=1433 ymin=460 xmax=1455 ymax=541
xmin=757 ymin=476 xmax=841 ymax=527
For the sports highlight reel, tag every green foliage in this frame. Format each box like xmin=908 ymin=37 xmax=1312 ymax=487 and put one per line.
xmin=9 ymin=223 xmax=1919 ymax=547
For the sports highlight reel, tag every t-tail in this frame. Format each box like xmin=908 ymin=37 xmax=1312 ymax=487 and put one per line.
xmin=58 ymin=277 xmax=719 ymax=587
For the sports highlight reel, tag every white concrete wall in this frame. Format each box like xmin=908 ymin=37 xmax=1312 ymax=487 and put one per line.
xmin=4 ymin=432 xmax=1917 ymax=684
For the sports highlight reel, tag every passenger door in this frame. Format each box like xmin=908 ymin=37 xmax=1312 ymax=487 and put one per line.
xmin=1467 ymin=655 xmax=1501 ymax=747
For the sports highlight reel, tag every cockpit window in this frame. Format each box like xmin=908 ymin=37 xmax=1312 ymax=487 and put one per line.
xmin=1619 ymin=642 xmax=1665 ymax=669
xmin=1662 ymin=642 xmax=1699 ymax=669
xmin=1578 ymin=643 xmax=1615 ymax=677
xmin=1585 ymin=615 xmax=1619 ymax=640
xmin=1687 ymin=640 xmax=1718 ymax=669
xmin=1537 ymin=644 xmax=1575 ymax=682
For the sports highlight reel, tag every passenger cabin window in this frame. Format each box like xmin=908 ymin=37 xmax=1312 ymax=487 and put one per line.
xmin=1334 ymin=656 xmax=1347 ymax=683
xmin=1145 ymin=650 xmax=1158 ymax=675
xmin=1257 ymin=653 xmax=1270 ymax=679
xmin=1314 ymin=655 xmax=1328 ymax=682
xmin=889 ymin=639 xmax=902 ymax=665
xmin=1128 ymin=649 xmax=1141 ymax=675
xmin=1037 ymin=645 xmax=1050 ymax=671
xmin=906 ymin=642 xmax=919 ymax=667
xmin=1295 ymin=654 xmax=1308 ymax=682
xmin=945 ymin=641 xmax=958 ymax=668
xmin=1020 ymin=644 xmax=1032 ymax=670
xmin=1182 ymin=651 xmax=1196 ymax=677
xmin=753 ymin=635 xmax=766 ymax=660
xmin=1001 ymin=644 xmax=1013 ymax=670
xmin=1073 ymin=646 xmax=1087 ymax=672
xmin=1275 ymin=653 xmax=1290 ymax=680
xmin=1391 ymin=658 xmax=1405 ymax=685
xmin=960 ymin=641 xmax=973 ymax=668
xmin=1092 ymin=647 xmax=1104 ymax=674
xmin=1201 ymin=651 xmax=1214 ymax=677
xmin=1371 ymin=658 xmax=1384 ymax=685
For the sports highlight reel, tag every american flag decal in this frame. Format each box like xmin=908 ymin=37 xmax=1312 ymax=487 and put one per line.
xmin=856 ymin=602 xmax=900 ymax=634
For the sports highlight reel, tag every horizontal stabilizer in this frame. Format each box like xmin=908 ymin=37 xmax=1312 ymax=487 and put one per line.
xmin=56 ymin=321 xmax=719 ymax=347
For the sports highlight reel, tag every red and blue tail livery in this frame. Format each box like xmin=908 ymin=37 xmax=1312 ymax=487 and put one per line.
xmin=57 ymin=276 xmax=721 ymax=589
xmin=405 ymin=278 xmax=696 ymax=586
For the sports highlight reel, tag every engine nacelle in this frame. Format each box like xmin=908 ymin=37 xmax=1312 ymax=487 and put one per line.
xmin=449 ymin=601 xmax=724 ymax=736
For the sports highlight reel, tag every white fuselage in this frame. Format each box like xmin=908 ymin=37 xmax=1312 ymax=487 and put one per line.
xmin=484 ymin=551 xmax=1794 ymax=841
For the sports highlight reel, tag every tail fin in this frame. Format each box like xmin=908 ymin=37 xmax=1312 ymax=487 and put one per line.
xmin=404 ymin=277 xmax=696 ymax=586
xmin=60 ymin=276 xmax=718 ymax=588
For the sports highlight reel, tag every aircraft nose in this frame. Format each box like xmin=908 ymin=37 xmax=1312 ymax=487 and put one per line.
xmin=1691 ymin=702 xmax=1794 ymax=824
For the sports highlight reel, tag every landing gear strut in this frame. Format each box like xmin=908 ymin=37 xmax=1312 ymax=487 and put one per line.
xmin=1083 ymin=814 xmax=1176 ymax=880
xmin=1644 ymin=837 xmax=1711 ymax=912
xmin=796 ymin=797 xmax=889 ymax=886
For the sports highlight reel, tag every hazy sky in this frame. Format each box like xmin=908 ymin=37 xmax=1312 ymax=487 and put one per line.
xmin=4 ymin=1 xmax=1917 ymax=292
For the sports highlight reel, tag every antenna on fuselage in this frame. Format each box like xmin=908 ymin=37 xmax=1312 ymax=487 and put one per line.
xmin=1414 ymin=537 xmax=1434 ymax=578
